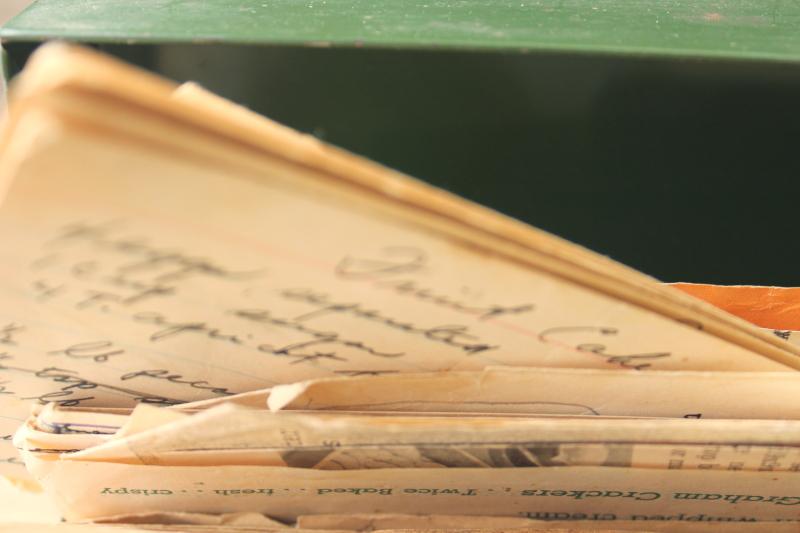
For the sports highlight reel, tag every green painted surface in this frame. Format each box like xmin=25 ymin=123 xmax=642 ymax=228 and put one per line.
xmin=3 ymin=0 xmax=800 ymax=61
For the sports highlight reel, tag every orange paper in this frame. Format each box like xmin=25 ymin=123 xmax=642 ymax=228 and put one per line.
xmin=673 ymin=283 xmax=800 ymax=330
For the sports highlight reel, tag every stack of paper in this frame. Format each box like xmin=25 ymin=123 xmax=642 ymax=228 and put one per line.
xmin=0 ymin=44 xmax=798 ymax=532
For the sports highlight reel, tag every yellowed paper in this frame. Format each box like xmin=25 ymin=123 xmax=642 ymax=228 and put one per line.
xmin=27 ymin=460 xmax=800 ymax=524
xmin=19 ymin=406 xmax=800 ymax=473
xmin=5 ymin=44 xmax=800 ymax=530
xmin=169 ymin=390 xmax=272 ymax=411
xmin=0 ymin=527 xmax=643 ymax=533
xmin=0 ymin=522 xmax=316 ymax=533
xmin=0 ymin=475 xmax=60 ymax=524
xmin=90 ymin=511 xmax=288 ymax=527
xmin=0 ymin=521 xmax=151 ymax=533
xmin=15 ymin=44 xmax=800 ymax=372
xmin=0 ymin=395 xmax=38 ymax=480
xmin=296 ymin=514 xmax=800 ymax=532
xmin=0 ymin=66 xmax=781 ymax=482
xmin=268 ymin=367 xmax=800 ymax=419
xmin=56 ymin=406 xmax=800 ymax=456
xmin=3 ymin=42 xmax=800 ymax=483
xmin=70 ymin=441 xmax=800 ymax=472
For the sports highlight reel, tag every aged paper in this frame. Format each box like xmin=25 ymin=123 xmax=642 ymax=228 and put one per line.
xmin=26 ymin=460 xmax=800 ymax=523
xmin=56 ymin=440 xmax=800 ymax=472
xmin=0 ymin=526 xmax=208 ymax=532
xmin=19 ymin=406 xmax=800 ymax=473
xmin=4 ymin=45 xmax=800 ymax=533
xmin=1 ymin=73 xmax=795 ymax=481
xmin=90 ymin=511 xmax=288 ymax=527
xmin=14 ymin=43 xmax=800 ymax=371
xmin=297 ymin=514 xmax=800 ymax=532
xmin=9 ymin=525 xmax=797 ymax=533
xmin=0 ymin=475 xmax=60 ymax=524
xmin=56 ymin=406 xmax=800 ymax=456
xmin=2 ymin=43 xmax=800 ymax=482
xmin=267 ymin=367 xmax=800 ymax=419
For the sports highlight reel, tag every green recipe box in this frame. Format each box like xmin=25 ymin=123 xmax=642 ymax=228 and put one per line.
xmin=2 ymin=0 xmax=800 ymax=284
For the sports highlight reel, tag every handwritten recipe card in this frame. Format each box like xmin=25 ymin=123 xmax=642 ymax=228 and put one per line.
xmin=1 ymin=44 xmax=799 ymax=532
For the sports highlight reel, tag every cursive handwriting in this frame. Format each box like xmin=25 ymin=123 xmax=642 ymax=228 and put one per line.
xmin=0 ymin=363 xmax=180 ymax=406
xmin=31 ymin=279 xmax=67 ymax=302
xmin=48 ymin=341 xmax=124 ymax=363
xmin=120 ymin=369 xmax=234 ymax=396
xmin=133 ymin=312 xmax=245 ymax=345
xmin=258 ymin=341 xmax=348 ymax=365
xmin=75 ymin=285 xmax=175 ymax=310
xmin=281 ymin=288 xmax=497 ymax=354
xmin=375 ymin=279 xmax=534 ymax=320
xmin=131 ymin=307 xmax=405 ymax=368
xmin=232 ymin=308 xmax=404 ymax=363
xmin=0 ymin=324 xmax=24 ymax=346
xmin=69 ymin=259 xmax=177 ymax=308
xmin=51 ymin=221 xmax=262 ymax=284
xmin=0 ymin=380 xmax=14 ymax=395
xmin=335 ymin=247 xmax=427 ymax=280
xmin=22 ymin=367 xmax=98 ymax=406
xmin=538 ymin=326 xmax=671 ymax=370
xmin=336 ymin=248 xmax=534 ymax=320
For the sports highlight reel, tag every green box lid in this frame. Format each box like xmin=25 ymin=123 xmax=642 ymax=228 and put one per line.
xmin=2 ymin=0 xmax=800 ymax=62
